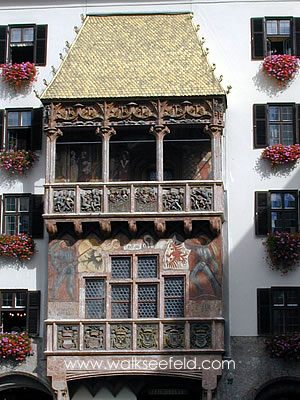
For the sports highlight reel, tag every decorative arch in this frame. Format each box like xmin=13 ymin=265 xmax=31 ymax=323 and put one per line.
xmin=255 ymin=377 xmax=300 ymax=400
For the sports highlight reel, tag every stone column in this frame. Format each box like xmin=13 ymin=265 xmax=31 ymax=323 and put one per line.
xmin=210 ymin=126 xmax=222 ymax=181
xmin=46 ymin=129 xmax=63 ymax=184
xmin=150 ymin=125 xmax=170 ymax=181
xmin=52 ymin=376 xmax=69 ymax=400
xmin=99 ymin=126 xmax=116 ymax=182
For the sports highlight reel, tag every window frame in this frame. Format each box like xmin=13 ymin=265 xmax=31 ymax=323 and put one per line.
xmin=255 ymin=190 xmax=299 ymax=236
xmin=257 ymin=287 xmax=300 ymax=335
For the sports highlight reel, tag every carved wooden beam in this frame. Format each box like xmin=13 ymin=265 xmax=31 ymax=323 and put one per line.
xmin=46 ymin=220 xmax=57 ymax=235
xmin=99 ymin=220 xmax=111 ymax=235
xmin=128 ymin=220 xmax=137 ymax=235
xmin=209 ymin=216 xmax=222 ymax=235
xmin=73 ymin=221 xmax=83 ymax=236
xmin=154 ymin=218 xmax=166 ymax=236
xmin=184 ymin=218 xmax=193 ymax=234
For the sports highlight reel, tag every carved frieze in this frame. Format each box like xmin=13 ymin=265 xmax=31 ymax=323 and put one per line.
xmin=48 ymin=103 xmax=104 ymax=127
xmin=162 ymin=187 xmax=184 ymax=211
xmin=53 ymin=190 xmax=75 ymax=213
xmin=84 ymin=325 xmax=105 ymax=350
xmin=135 ymin=187 xmax=157 ymax=212
xmin=108 ymin=187 xmax=130 ymax=213
xmin=110 ymin=324 xmax=131 ymax=350
xmin=161 ymin=100 xmax=212 ymax=122
xmin=81 ymin=189 xmax=102 ymax=212
xmin=190 ymin=186 xmax=213 ymax=211
xmin=57 ymin=325 xmax=78 ymax=350
xmin=213 ymin=99 xmax=225 ymax=126
xmin=163 ymin=324 xmax=185 ymax=349
xmin=137 ymin=324 xmax=158 ymax=349
xmin=107 ymin=101 xmax=157 ymax=123
xmin=190 ymin=323 xmax=212 ymax=349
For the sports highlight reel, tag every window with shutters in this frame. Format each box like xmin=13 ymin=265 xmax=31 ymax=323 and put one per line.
xmin=0 ymin=290 xmax=40 ymax=336
xmin=3 ymin=194 xmax=44 ymax=238
xmin=251 ymin=17 xmax=300 ymax=59
xmin=85 ymin=255 xmax=185 ymax=319
xmin=257 ymin=287 xmax=300 ymax=335
xmin=0 ymin=25 xmax=47 ymax=65
xmin=255 ymin=190 xmax=298 ymax=236
xmin=253 ymin=104 xmax=298 ymax=148
xmin=0 ymin=109 xmax=43 ymax=151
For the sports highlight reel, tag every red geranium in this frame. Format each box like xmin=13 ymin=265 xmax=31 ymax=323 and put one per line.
xmin=262 ymin=144 xmax=300 ymax=167
xmin=0 ymin=62 xmax=37 ymax=90
xmin=0 ymin=234 xmax=35 ymax=260
xmin=0 ymin=331 xmax=32 ymax=361
xmin=262 ymin=54 xmax=299 ymax=86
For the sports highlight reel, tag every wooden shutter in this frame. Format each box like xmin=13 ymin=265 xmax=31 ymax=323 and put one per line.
xmin=255 ymin=191 xmax=268 ymax=235
xmin=251 ymin=18 xmax=265 ymax=59
xmin=0 ymin=110 xmax=4 ymax=149
xmin=257 ymin=288 xmax=271 ymax=335
xmin=31 ymin=108 xmax=43 ymax=151
xmin=293 ymin=18 xmax=300 ymax=57
xmin=35 ymin=25 xmax=47 ymax=66
xmin=0 ymin=26 xmax=7 ymax=64
xmin=30 ymin=194 xmax=44 ymax=238
xmin=26 ymin=291 xmax=40 ymax=336
xmin=253 ymin=104 xmax=267 ymax=148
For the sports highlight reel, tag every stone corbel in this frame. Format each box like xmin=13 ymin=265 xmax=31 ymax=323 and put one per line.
xmin=154 ymin=218 xmax=166 ymax=236
xmin=128 ymin=220 xmax=137 ymax=235
xmin=46 ymin=220 xmax=57 ymax=235
xmin=209 ymin=216 xmax=222 ymax=236
xmin=74 ymin=221 xmax=83 ymax=236
xmin=184 ymin=218 xmax=193 ymax=234
xmin=52 ymin=376 xmax=69 ymax=400
xmin=149 ymin=124 xmax=170 ymax=140
xmin=202 ymin=368 xmax=218 ymax=400
xmin=99 ymin=220 xmax=111 ymax=235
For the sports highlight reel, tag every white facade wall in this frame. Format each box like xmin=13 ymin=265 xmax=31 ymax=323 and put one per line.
xmin=0 ymin=0 xmax=299 ymax=342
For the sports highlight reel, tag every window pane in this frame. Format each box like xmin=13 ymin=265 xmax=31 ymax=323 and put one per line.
xmin=8 ymin=112 xmax=19 ymax=127
xmin=273 ymin=309 xmax=284 ymax=333
xmin=164 ymin=277 xmax=184 ymax=317
xmin=19 ymin=197 xmax=29 ymax=212
xmin=266 ymin=20 xmax=278 ymax=35
xmin=111 ymin=285 xmax=131 ymax=318
xmin=271 ymin=193 xmax=282 ymax=209
xmin=86 ymin=279 xmax=105 ymax=299
xmin=138 ymin=256 xmax=157 ymax=278
xmin=272 ymin=290 xmax=284 ymax=306
xmin=19 ymin=215 xmax=29 ymax=234
xmin=269 ymin=106 xmax=280 ymax=121
xmin=23 ymin=27 xmax=34 ymax=42
xmin=2 ymin=292 xmax=13 ymax=307
xmin=10 ymin=28 xmax=22 ymax=42
xmin=284 ymin=193 xmax=296 ymax=209
xmin=282 ymin=107 xmax=293 ymax=121
xmin=282 ymin=125 xmax=293 ymax=145
xmin=284 ymin=211 xmax=297 ymax=233
xmin=279 ymin=20 xmax=290 ymax=35
xmin=286 ymin=309 xmax=298 ymax=333
xmin=286 ymin=289 xmax=298 ymax=306
xmin=16 ymin=292 xmax=26 ymax=307
xmin=21 ymin=111 xmax=32 ymax=127
xmin=271 ymin=212 xmax=282 ymax=232
xmin=111 ymin=257 xmax=131 ymax=279
xmin=5 ymin=216 xmax=17 ymax=235
xmin=138 ymin=284 xmax=157 ymax=318
xmin=6 ymin=197 xmax=16 ymax=212
xmin=269 ymin=125 xmax=280 ymax=145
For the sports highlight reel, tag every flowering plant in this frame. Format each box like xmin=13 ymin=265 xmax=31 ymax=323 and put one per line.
xmin=262 ymin=54 xmax=299 ymax=86
xmin=262 ymin=144 xmax=300 ymax=167
xmin=265 ymin=334 xmax=300 ymax=360
xmin=263 ymin=231 xmax=300 ymax=273
xmin=0 ymin=234 xmax=35 ymax=260
xmin=0 ymin=331 xmax=32 ymax=361
xmin=0 ymin=62 xmax=37 ymax=90
xmin=0 ymin=149 xmax=38 ymax=175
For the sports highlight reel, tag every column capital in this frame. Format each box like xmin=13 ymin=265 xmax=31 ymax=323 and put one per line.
xmin=46 ymin=128 xmax=63 ymax=142
xmin=97 ymin=126 xmax=116 ymax=140
xmin=149 ymin=125 xmax=170 ymax=140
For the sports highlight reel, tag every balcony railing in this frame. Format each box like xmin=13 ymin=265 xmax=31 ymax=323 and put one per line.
xmin=44 ymin=181 xmax=224 ymax=217
xmin=45 ymin=318 xmax=224 ymax=354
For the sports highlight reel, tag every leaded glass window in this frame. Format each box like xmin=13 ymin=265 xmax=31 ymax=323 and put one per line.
xmin=164 ymin=277 xmax=185 ymax=317
xmin=85 ymin=279 xmax=105 ymax=319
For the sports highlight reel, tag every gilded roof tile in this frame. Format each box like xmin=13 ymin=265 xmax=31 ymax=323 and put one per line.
xmin=41 ymin=13 xmax=225 ymax=100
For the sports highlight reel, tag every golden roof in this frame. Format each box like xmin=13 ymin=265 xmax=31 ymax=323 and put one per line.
xmin=41 ymin=13 xmax=225 ymax=100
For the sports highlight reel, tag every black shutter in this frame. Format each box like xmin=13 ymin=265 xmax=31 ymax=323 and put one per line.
xmin=0 ymin=110 xmax=4 ymax=149
xmin=257 ymin=288 xmax=271 ymax=335
xmin=255 ymin=191 xmax=268 ymax=235
xmin=31 ymin=108 xmax=43 ymax=151
xmin=30 ymin=194 xmax=44 ymax=238
xmin=251 ymin=18 xmax=265 ymax=59
xmin=26 ymin=291 xmax=40 ymax=336
xmin=253 ymin=104 xmax=267 ymax=148
xmin=294 ymin=18 xmax=300 ymax=57
xmin=0 ymin=26 xmax=7 ymax=64
xmin=297 ymin=105 xmax=300 ymax=145
xmin=35 ymin=25 xmax=47 ymax=66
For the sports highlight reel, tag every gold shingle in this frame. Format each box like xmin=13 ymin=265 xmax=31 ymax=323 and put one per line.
xmin=41 ymin=13 xmax=225 ymax=100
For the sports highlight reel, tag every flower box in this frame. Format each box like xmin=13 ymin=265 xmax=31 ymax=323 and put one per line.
xmin=265 ymin=334 xmax=300 ymax=360
xmin=0 ymin=62 xmax=37 ymax=90
xmin=262 ymin=54 xmax=299 ymax=86
xmin=263 ymin=231 xmax=300 ymax=274
xmin=262 ymin=144 xmax=300 ymax=167
xmin=0 ymin=234 xmax=35 ymax=260
xmin=0 ymin=331 xmax=32 ymax=361
xmin=0 ymin=149 xmax=38 ymax=175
